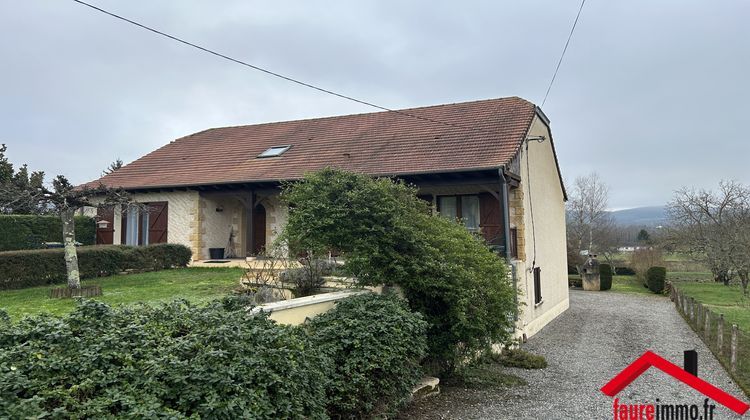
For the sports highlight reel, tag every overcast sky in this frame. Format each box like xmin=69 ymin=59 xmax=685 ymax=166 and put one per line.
xmin=1 ymin=1 xmax=748 ymax=209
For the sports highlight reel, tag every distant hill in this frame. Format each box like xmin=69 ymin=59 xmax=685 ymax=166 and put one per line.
xmin=610 ymin=206 xmax=667 ymax=227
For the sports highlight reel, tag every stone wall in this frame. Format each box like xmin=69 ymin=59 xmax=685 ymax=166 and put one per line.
xmin=199 ymin=195 xmax=244 ymax=259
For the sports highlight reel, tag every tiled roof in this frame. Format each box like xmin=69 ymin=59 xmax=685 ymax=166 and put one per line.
xmin=90 ymin=96 xmax=538 ymax=189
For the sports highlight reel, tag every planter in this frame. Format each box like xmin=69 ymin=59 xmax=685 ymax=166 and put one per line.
xmin=209 ymin=248 xmax=225 ymax=259
xmin=49 ymin=285 xmax=102 ymax=299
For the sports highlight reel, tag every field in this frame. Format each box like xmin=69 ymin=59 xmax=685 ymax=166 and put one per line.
xmin=0 ymin=267 xmax=245 ymax=320
xmin=674 ymin=281 xmax=750 ymax=331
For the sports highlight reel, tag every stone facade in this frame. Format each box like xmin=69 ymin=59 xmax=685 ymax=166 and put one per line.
xmin=509 ymin=186 xmax=526 ymax=261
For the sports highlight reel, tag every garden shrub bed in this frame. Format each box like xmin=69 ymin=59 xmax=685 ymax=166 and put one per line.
xmin=0 ymin=214 xmax=95 ymax=251
xmin=0 ymin=243 xmax=192 ymax=290
xmin=0 ymin=293 xmax=427 ymax=419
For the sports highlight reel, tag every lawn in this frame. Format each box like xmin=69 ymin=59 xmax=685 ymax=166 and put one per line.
xmin=673 ymin=281 xmax=750 ymax=331
xmin=0 ymin=267 xmax=245 ymax=320
xmin=568 ymin=274 xmax=658 ymax=295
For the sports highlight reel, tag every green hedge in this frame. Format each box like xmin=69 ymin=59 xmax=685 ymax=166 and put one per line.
xmin=600 ymin=264 xmax=613 ymax=291
xmin=0 ymin=299 xmax=328 ymax=419
xmin=646 ymin=266 xmax=667 ymax=293
xmin=0 ymin=214 xmax=96 ymax=251
xmin=307 ymin=293 xmax=427 ymax=418
xmin=0 ymin=294 xmax=428 ymax=419
xmin=0 ymin=244 xmax=192 ymax=290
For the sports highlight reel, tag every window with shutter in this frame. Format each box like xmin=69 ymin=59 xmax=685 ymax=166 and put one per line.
xmin=533 ymin=267 xmax=542 ymax=305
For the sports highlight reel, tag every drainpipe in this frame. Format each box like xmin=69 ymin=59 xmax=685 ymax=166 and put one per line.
xmin=499 ymin=167 xmax=519 ymax=320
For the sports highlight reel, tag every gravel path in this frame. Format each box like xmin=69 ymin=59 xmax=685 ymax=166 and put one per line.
xmin=403 ymin=289 xmax=747 ymax=419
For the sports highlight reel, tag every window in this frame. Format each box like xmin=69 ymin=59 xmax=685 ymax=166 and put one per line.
xmin=125 ymin=207 xmax=139 ymax=246
xmin=533 ymin=267 xmax=542 ymax=305
xmin=461 ymin=195 xmax=480 ymax=231
xmin=121 ymin=202 xmax=169 ymax=246
xmin=509 ymin=228 xmax=518 ymax=259
xmin=437 ymin=195 xmax=480 ymax=231
xmin=257 ymin=145 xmax=291 ymax=158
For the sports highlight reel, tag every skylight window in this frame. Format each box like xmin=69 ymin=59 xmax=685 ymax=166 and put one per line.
xmin=257 ymin=145 xmax=291 ymax=158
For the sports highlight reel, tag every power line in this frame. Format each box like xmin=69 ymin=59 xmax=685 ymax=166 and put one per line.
xmin=541 ymin=0 xmax=586 ymax=108
xmin=70 ymin=0 xmax=508 ymax=137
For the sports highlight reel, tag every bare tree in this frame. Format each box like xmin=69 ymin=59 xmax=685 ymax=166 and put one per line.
xmin=667 ymin=181 xmax=748 ymax=290
xmin=566 ymin=173 xmax=613 ymax=271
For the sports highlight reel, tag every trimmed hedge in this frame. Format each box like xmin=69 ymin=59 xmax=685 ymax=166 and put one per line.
xmin=0 ymin=244 xmax=192 ymax=290
xmin=600 ymin=264 xmax=613 ymax=291
xmin=0 ymin=214 xmax=95 ymax=251
xmin=0 ymin=299 xmax=328 ymax=419
xmin=307 ymin=293 xmax=428 ymax=418
xmin=646 ymin=266 xmax=667 ymax=293
xmin=615 ymin=266 xmax=636 ymax=275
xmin=0 ymin=294 xmax=428 ymax=419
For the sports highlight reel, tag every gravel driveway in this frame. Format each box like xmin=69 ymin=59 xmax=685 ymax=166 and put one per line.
xmin=403 ymin=289 xmax=747 ymax=419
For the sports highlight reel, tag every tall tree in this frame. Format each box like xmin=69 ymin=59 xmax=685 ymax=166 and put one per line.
xmin=667 ymin=181 xmax=747 ymax=288
xmin=566 ymin=173 xmax=614 ymax=271
xmin=102 ymin=158 xmax=123 ymax=176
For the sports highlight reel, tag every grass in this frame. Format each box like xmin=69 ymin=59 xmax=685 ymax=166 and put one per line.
xmin=0 ymin=267 xmax=246 ymax=320
xmin=673 ymin=280 xmax=750 ymax=398
xmin=569 ymin=274 xmax=656 ymax=295
xmin=673 ymin=281 xmax=750 ymax=331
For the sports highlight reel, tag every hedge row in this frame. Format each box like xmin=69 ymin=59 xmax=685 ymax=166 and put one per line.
xmin=0 ymin=214 xmax=96 ymax=251
xmin=0 ymin=244 xmax=192 ymax=290
xmin=0 ymin=293 xmax=427 ymax=419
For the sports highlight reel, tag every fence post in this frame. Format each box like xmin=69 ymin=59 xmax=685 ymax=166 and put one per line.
xmin=731 ymin=324 xmax=738 ymax=373
xmin=690 ymin=297 xmax=695 ymax=325
xmin=704 ymin=309 xmax=711 ymax=340
xmin=718 ymin=314 xmax=725 ymax=352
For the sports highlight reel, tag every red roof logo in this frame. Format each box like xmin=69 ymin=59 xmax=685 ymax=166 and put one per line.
xmin=601 ymin=351 xmax=749 ymax=415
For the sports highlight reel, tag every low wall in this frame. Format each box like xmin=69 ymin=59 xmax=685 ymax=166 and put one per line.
xmin=250 ymin=289 xmax=370 ymax=325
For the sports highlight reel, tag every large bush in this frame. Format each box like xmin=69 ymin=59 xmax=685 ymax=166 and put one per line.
xmin=646 ymin=266 xmax=667 ymax=293
xmin=281 ymin=168 xmax=517 ymax=375
xmin=631 ymin=248 xmax=664 ymax=283
xmin=0 ymin=243 xmax=192 ymax=290
xmin=0 ymin=214 xmax=95 ymax=251
xmin=307 ymin=293 xmax=427 ymax=418
xmin=599 ymin=263 xmax=613 ymax=291
xmin=0 ymin=299 xmax=328 ymax=419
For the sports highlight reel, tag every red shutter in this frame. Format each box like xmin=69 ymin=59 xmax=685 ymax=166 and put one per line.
xmin=95 ymin=207 xmax=115 ymax=245
xmin=148 ymin=202 xmax=168 ymax=244
xmin=479 ymin=193 xmax=503 ymax=246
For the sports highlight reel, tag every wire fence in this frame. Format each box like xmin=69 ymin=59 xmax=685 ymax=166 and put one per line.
xmin=671 ymin=287 xmax=750 ymax=397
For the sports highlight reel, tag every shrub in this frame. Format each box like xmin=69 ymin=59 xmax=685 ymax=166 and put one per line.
xmin=281 ymin=168 xmax=517 ymax=375
xmin=0 ymin=299 xmax=328 ymax=419
xmin=615 ymin=266 xmax=636 ymax=275
xmin=496 ymin=348 xmax=548 ymax=369
xmin=600 ymin=263 xmax=613 ymax=291
xmin=307 ymin=293 xmax=427 ymax=418
xmin=646 ymin=266 xmax=667 ymax=293
xmin=631 ymin=248 xmax=664 ymax=283
xmin=0 ymin=244 xmax=192 ymax=290
xmin=0 ymin=214 xmax=96 ymax=251
xmin=278 ymin=256 xmax=332 ymax=297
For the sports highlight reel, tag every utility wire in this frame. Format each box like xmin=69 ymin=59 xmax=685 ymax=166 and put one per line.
xmin=70 ymin=0 xmax=507 ymax=137
xmin=541 ymin=0 xmax=586 ymax=108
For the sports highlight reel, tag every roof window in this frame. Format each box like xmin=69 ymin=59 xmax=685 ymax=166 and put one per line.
xmin=257 ymin=145 xmax=291 ymax=158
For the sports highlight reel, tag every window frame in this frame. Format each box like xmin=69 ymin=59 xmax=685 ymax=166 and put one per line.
xmin=436 ymin=194 xmax=481 ymax=232
xmin=533 ymin=267 xmax=543 ymax=305
xmin=257 ymin=145 xmax=291 ymax=158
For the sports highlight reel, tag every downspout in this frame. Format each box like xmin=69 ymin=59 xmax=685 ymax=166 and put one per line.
xmin=499 ymin=167 xmax=519 ymax=320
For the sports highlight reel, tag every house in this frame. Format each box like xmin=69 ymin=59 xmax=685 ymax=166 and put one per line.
xmin=86 ymin=96 xmax=568 ymax=337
